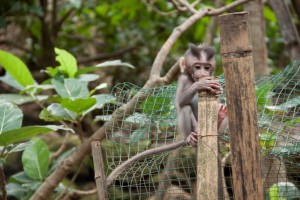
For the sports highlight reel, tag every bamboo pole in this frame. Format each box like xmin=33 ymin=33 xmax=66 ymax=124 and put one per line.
xmin=197 ymin=91 xmax=219 ymax=199
xmin=91 ymin=141 xmax=109 ymax=199
xmin=218 ymin=12 xmax=264 ymax=200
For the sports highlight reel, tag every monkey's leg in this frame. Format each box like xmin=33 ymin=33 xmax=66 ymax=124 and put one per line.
xmin=178 ymin=105 xmax=198 ymax=146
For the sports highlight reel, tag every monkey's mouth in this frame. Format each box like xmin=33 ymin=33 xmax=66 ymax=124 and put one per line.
xmin=195 ymin=76 xmax=207 ymax=81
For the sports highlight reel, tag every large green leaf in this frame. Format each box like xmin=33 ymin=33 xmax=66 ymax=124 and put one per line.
xmin=52 ymin=77 xmax=89 ymax=98
xmin=0 ymin=102 xmax=23 ymax=133
xmin=0 ymin=125 xmax=73 ymax=146
xmin=39 ymin=103 xmax=77 ymax=122
xmin=55 ymin=48 xmax=77 ymax=78
xmin=22 ymin=137 xmax=50 ymax=181
xmin=0 ymin=50 xmax=35 ymax=88
xmin=61 ymin=97 xmax=96 ymax=115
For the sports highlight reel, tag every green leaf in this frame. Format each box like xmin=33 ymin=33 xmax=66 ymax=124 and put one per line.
xmin=61 ymin=97 xmax=96 ymax=115
xmin=69 ymin=0 xmax=81 ymax=8
xmin=9 ymin=171 xmax=34 ymax=184
xmin=0 ymin=50 xmax=35 ymax=88
xmin=39 ymin=103 xmax=77 ymax=122
xmin=94 ymin=115 xmax=112 ymax=122
xmin=89 ymin=83 xmax=107 ymax=96
xmin=22 ymin=137 xmax=49 ymax=181
xmin=268 ymin=182 xmax=300 ymax=200
xmin=0 ymin=94 xmax=35 ymax=105
xmin=52 ymin=77 xmax=89 ymax=98
xmin=265 ymin=96 xmax=300 ymax=112
xmin=42 ymin=66 xmax=60 ymax=77
xmin=78 ymin=74 xmax=100 ymax=82
xmin=83 ymin=94 xmax=117 ymax=115
xmin=22 ymin=84 xmax=54 ymax=95
xmin=55 ymin=48 xmax=77 ymax=78
xmin=264 ymin=6 xmax=276 ymax=22
xmin=140 ymin=96 xmax=171 ymax=116
xmin=6 ymin=141 xmax=33 ymax=154
xmin=96 ymin=60 xmax=135 ymax=68
xmin=76 ymin=60 xmax=135 ymax=76
xmin=0 ymin=72 xmax=23 ymax=90
xmin=125 ymin=113 xmax=151 ymax=125
xmin=0 ymin=125 xmax=72 ymax=146
xmin=130 ymin=128 xmax=149 ymax=143
xmin=6 ymin=183 xmax=28 ymax=199
xmin=0 ymin=102 xmax=23 ymax=133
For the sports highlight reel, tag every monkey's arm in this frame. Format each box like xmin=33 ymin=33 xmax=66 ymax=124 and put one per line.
xmin=176 ymin=75 xmax=222 ymax=108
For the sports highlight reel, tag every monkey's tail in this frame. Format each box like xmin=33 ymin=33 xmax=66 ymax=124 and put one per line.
xmin=106 ymin=140 xmax=186 ymax=186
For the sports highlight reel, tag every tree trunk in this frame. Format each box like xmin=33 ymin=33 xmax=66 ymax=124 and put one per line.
xmin=267 ymin=0 xmax=300 ymax=61
xmin=244 ymin=0 xmax=269 ymax=75
xmin=218 ymin=12 xmax=264 ymax=200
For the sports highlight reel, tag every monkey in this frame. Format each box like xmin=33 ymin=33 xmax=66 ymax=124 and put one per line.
xmin=106 ymin=44 xmax=229 ymax=190
xmin=175 ymin=43 xmax=227 ymax=146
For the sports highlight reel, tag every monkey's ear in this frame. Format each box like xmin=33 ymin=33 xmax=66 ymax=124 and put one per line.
xmin=179 ymin=57 xmax=186 ymax=73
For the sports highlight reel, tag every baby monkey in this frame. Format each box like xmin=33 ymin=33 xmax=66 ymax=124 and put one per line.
xmin=175 ymin=43 xmax=228 ymax=146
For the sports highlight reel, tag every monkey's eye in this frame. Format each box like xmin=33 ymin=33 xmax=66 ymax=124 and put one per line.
xmin=195 ymin=65 xmax=201 ymax=69
xmin=204 ymin=64 xmax=211 ymax=70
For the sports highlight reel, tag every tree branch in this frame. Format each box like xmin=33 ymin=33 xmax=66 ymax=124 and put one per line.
xmin=62 ymin=188 xmax=97 ymax=199
xmin=149 ymin=0 xmax=251 ymax=78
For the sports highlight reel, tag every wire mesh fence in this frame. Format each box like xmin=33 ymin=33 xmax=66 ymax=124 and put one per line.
xmin=98 ymin=61 xmax=300 ymax=199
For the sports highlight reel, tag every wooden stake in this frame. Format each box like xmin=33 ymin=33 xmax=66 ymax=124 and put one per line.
xmin=91 ymin=141 xmax=109 ymax=200
xmin=197 ymin=91 xmax=219 ymax=199
xmin=218 ymin=12 xmax=264 ymax=200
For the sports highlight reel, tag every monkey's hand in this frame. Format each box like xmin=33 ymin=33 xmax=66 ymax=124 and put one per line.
xmin=186 ymin=132 xmax=198 ymax=147
xmin=195 ymin=77 xmax=223 ymax=96
xmin=218 ymin=105 xmax=228 ymax=134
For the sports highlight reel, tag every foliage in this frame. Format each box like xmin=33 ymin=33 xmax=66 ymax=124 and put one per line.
xmin=0 ymin=49 xmax=134 ymax=199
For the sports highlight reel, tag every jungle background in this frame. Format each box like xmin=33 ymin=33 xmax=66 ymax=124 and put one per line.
xmin=0 ymin=0 xmax=300 ymax=199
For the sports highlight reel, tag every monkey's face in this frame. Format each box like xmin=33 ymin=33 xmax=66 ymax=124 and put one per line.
xmin=187 ymin=61 xmax=214 ymax=82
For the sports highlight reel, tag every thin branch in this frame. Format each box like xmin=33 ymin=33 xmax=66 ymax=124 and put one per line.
xmin=54 ymin=9 xmax=74 ymax=35
xmin=141 ymin=0 xmax=178 ymax=16
xmin=51 ymin=0 xmax=57 ymax=31
xmin=55 ymin=162 xmax=84 ymax=200
xmin=149 ymin=8 xmax=208 ymax=77
xmin=208 ymin=0 xmax=251 ymax=16
xmin=149 ymin=0 xmax=251 ymax=78
xmin=63 ymin=188 xmax=97 ymax=199
xmin=176 ymin=0 xmax=198 ymax=14
xmin=159 ymin=61 xmax=180 ymax=85
xmin=0 ymin=167 xmax=7 ymax=200
xmin=50 ymin=132 xmax=72 ymax=162
xmin=170 ymin=0 xmax=188 ymax=12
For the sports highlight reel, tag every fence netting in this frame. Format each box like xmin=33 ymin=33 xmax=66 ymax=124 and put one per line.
xmin=99 ymin=61 xmax=300 ymax=199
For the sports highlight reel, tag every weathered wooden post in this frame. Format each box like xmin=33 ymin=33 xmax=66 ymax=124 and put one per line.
xmin=218 ymin=12 xmax=264 ymax=200
xmin=91 ymin=141 xmax=109 ymax=199
xmin=197 ymin=91 xmax=219 ymax=199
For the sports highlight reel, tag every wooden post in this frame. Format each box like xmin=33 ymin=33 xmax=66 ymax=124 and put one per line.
xmin=218 ymin=12 xmax=264 ymax=200
xmin=197 ymin=91 xmax=219 ymax=199
xmin=91 ymin=141 xmax=109 ymax=199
